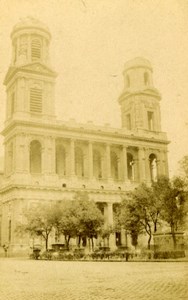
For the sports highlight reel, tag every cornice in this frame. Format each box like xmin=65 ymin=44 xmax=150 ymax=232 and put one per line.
xmin=2 ymin=119 xmax=170 ymax=146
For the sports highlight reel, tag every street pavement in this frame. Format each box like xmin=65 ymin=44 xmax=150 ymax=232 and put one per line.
xmin=0 ymin=259 xmax=187 ymax=299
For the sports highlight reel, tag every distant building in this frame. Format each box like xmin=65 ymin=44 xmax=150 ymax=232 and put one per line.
xmin=0 ymin=18 xmax=169 ymax=255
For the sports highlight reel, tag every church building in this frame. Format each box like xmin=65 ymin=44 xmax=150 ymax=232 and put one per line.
xmin=0 ymin=18 xmax=169 ymax=255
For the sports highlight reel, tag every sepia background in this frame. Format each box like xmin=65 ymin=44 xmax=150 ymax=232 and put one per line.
xmin=0 ymin=0 xmax=187 ymax=176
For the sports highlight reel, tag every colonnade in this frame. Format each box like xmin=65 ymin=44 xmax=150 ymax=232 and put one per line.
xmin=6 ymin=136 xmax=168 ymax=183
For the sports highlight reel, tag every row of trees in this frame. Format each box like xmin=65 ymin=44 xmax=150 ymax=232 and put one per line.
xmin=115 ymin=175 xmax=187 ymax=249
xmin=17 ymin=156 xmax=188 ymax=252
xmin=17 ymin=192 xmax=104 ymax=251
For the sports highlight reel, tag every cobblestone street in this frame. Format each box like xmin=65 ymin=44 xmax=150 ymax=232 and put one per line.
xmin=0 ymin=259 xmax=187 ymax=300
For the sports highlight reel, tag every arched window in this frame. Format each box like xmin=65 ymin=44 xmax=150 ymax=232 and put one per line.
xmin=144 ymin=72 xmax=149 ymax=86
xmin=56 ymin=144 xmax=66 ymax=176
xmin=75 ymin=147 xmax=84 ymax=177
xmin=30 ymin=140 xmax=42 ymax=173
xmin=31 ymin=39 xmax=41 ymax=61
xmin=126 ymin=75 xmax=130 ymax=88
xmin=127 ymin=153 xmax=134 ymax=180
xmin=149 ymin=154 xmax=158 ymax=182
xmin=93 ymin=150 xmax=102 ymax=179
xmin=111 ymin=151 xmax=119 ymax=180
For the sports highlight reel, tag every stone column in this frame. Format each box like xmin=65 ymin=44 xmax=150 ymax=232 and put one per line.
xmin=107 ymin=203 xmax=113 ymax=226
xmin=70 ymin=139 xmax=75 ymax=176
xmin=106 ymin=144 xmax=111 ymax=179
xmin=107 ymin=202 xmax=116 ymax=249
xmin=122 ymin=145 xmax=128 ymax=181
xmin=88 ymin=141 xmax=93 ymax=179
xmin=138 ymin=147 xmax=146 ymax=182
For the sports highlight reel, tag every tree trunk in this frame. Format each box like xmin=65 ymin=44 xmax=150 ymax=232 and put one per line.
xmin=78 ymin=235 xmax=81 ymax=248
xmin=171 ymin=225 xmax=177 ymax=250
xmin=91 ymin=237 xmax=94 ymax=251
xmin=147 ymin=234 xmax=152 ymax=250
xmin=45 ymin=235 xmax=48 ymax=250
xmin=67 ymin=236 xmax=71 ymax=248
xmin=154 ymin=221 xmax=157 ymax=233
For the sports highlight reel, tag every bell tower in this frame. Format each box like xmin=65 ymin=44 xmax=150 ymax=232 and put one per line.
xmin=118 ymin=57 xmax=162 ymax=133
xmin=4 ymin=17 xmax=57 ymax=126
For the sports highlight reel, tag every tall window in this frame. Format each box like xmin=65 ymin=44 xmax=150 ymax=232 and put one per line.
xmin=148 ymin=111 xmax=154 ymax=131
xmin=30 ymin=140 xmax=42 ymax=173
xmin=30 ymin=88 xmax=42 ymax=113
xmin=31 ymin=39 xmax=41 ymax=61
xmin=126 ymin=114 xmax=131 ymax=130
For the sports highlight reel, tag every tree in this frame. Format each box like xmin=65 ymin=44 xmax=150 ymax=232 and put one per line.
xmin=17 ymin=202 xmax=56 ymax=250
xmin=72 ymin=192 xmax=104 ymax=250
xmin=179 ymin=155 xmax=188 ymax=180
xmin=55 ymin=200 xmax=81 ymax=248
xmin=159 ymin=176 xmax=187 ymax=249
xmin=53 ymin=192 xmax=104 ymax=250
xmin=118 ymin=181 xmax=165 ymax=250
xmin=117 ymin=197 xmax=143 ymax=249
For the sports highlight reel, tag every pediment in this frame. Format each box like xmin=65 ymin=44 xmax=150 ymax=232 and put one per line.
xmin=4 ymin=63 xmax=57 ymax=85
xmin=20 ymin=63 xmax=57 ymax=76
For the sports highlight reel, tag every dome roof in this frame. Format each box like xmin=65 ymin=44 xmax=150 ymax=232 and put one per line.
xmin=11 ymin=17 xmax=51 ymax=38
xmin=124 ymin=57 xmax=152 ymax=71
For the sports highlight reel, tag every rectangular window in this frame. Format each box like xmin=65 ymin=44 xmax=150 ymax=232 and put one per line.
xmin=126 ymin=114 xmax=131 ymax=130
xmin=148 ymin=111 xmax=154 ymax=131
xmin=30 ymin=88 xmax=42 ymax=113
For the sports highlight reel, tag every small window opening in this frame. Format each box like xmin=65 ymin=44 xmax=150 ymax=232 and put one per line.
xmin=31 ymin=39 xmax=41 ymax=61
xmin=30 ymin=88 xmax=42 ymax=113
xmin=62 ymin=183 xmax=66 ymax=188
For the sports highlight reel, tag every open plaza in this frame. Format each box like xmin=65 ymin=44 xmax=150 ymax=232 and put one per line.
xmin=0 ymin=259 xmax=187 ymax=300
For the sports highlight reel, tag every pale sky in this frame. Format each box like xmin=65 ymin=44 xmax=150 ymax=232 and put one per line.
xmin=0 ymin=0 xmax=188 ymax=176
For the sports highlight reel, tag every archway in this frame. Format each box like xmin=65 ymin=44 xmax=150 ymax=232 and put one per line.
xmin=93 ymin=150 xmax=102 ymax=179
xmin=75 ymin=147 xmax=84 ymax=177
xmin=127 ymin=153 xmax=134 ymax=180
xmin=56 ymin=144 xmax=66 ymax=176
xmin=149 ymin=153 xmax=158 ymax=181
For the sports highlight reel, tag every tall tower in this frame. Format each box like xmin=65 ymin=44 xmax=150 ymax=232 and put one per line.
xmin=4 ymin=17 xmax=57 ymax=126
xmin=3 ymin=17 xmax=57 ymax=179
xmin=118 ymin=57 xmax=161 ymax=132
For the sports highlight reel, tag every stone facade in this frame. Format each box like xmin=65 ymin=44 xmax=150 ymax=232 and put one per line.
xmin=0 ymin=18 xmax=169 ymax=255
